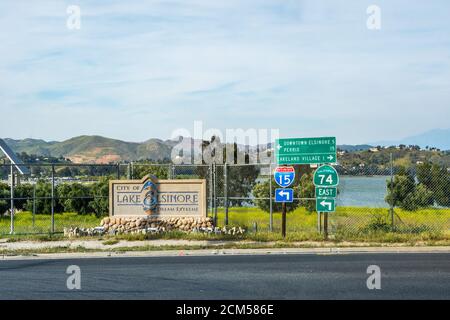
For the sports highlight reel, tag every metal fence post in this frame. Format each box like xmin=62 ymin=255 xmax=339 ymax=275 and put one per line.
xmin=213 ymin=163 xmax=217 ymax=226
xmin=131 ymin=162 xmax=134 ymax=179
xmin=209 ymin=164 xmax=213 ymax=218
xmin=269 ymin=162 xmax=273 ymax=232
xmin=224 ymin=163 xmax=228 ymax=226
xmin=51 ymin=164 xmax=55 ymax=233
xmin=32 ymin=182 xmax=36 ymax=228
xmin=389 ymin=153 xmax=394 ymax=228
xmin=10 ymin=164 xmax=14 ymax=234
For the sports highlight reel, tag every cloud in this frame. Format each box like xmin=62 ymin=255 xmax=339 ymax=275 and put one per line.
xmin=0 ymin=0 xmax=449 ymax=144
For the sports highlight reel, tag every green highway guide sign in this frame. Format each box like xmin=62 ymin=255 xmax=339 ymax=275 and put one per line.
xmin=275 ymin=137 xmax=336 ymax=165
xmin=316 ymin=197 xmax=336 ymax=213
xmin=315 ymin=187 xmax=337 ymax=198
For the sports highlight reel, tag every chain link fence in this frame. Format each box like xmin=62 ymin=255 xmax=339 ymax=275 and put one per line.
xmin=1 ymin=157 xmax=449 ymax=236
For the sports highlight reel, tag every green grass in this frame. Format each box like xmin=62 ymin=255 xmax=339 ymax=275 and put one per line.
xmin=215 ymin=206 xmax=450 ymax=233
xmin=0 ymin=212 xmax=101 ymax=235
xmin=1 ymin=206 xmax=449 ymax=243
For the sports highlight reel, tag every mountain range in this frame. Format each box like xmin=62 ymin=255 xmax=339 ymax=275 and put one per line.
xmin=371 ymin=128 xmax=450 ymax=151
xmin=2 ymin=136 xmax=177 ymax=164
xmin=1 ymin=128 xmax=449 ymax=164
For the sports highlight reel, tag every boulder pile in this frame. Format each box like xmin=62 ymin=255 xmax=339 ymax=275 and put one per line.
xmin=63 ymin=216 xmax=246 ymax=238
xmin=100 ymin=216 xmax=215 ymax=234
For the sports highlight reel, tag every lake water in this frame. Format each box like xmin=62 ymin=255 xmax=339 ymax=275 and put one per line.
xmin=337 ymin=176 xmax=389 ymax=208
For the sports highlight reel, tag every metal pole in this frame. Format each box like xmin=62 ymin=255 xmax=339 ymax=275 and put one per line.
xmin=281 ymin=202 xmax=286 ymax=238
xmin=213 ymin=163 xmax=217 ymax=226
xmin=281 ymin=164 xmax=287 ymax=238
xmin=127 ymin=163 xmax=131 ymax=179
xmin=317 ymin=211 xmax=321 ymax=233
xmin=10 ymin=164 xmax=14 ymax=235
xmin=390 ymin=153 xmax=394 ymax=228
xmin=51 ymin=164 xmax=55 ymax=233
xmin=269 ymin=163 xmax=273 ymax=232
xmin=33 ymin=183 xmax=36 ymax=228
xmin=209 ymin=164 xmax=213 ymax=218
xmin=324 ymin=212 xmax=328 ymax=239
xmin=224 ymin=163 xmax=228 ymax=226
xmin=116 ymin=163 xmax=120 ymax=179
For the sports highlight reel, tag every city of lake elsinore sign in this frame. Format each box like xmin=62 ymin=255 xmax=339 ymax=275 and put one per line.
xmin=275 ymin=137 xmax=336 ymax=165
xmin=109 ymin=175 xmax=207 ymax=218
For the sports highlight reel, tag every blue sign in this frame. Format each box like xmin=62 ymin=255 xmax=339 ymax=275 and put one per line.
xmin=275 ymin=188 xmax=294 ymax=203
xmin=274 ymin=166 xmax=295 ymax=188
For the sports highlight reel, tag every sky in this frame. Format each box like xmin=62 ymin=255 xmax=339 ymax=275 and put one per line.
xmin=0 ymin=0 xmax=449 ymax=145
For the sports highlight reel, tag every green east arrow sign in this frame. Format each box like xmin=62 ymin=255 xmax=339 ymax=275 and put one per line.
xmin=315 ymin=187 xmax=337 ymax=198
xmin=316 ymin=197 xmax=336 ymax=212
xmin=275 ymin=137 xmax=336 ymax=165
xmin=313 ymin=165 xmax=339 ymax=187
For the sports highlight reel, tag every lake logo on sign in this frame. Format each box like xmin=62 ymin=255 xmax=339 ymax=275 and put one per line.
xmin=142 ymin=176 xmax=158 ymax=215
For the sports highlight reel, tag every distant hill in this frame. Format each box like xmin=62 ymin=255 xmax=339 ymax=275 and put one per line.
xmin=4 ymin=138 xmax=57 ymax=156
xmin=3 ymin=132 xmax=449 ymax=164
xmin=372 ymin=128 xmax=450 ymax=151
xmin=2 ymin=136 xmax=174 ymax=164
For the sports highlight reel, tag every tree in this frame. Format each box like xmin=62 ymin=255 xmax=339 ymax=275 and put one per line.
xmin=13 ymin=183 xmax=33 ymax=211
xmin=386 ymin=168 xmax=433 ymax=211
xmin=89 ymin=177 xmax=110 ymax=217
xmin=58 ymin=183 xmax=91 ymax=214
xmin=416 ymin=162 xmax=450 ymax=207
xmin=298 ymin=173 xmax=315 ymax=212
xmin=0 ymin=183 xmax=10 ymax=215
xmin=225 ymin=162 xmax=260 ymax=207
xmin=24 ymin=180 xmax=63 ymax=214
xmin=132 ymin=163 xmax=169 ymax=179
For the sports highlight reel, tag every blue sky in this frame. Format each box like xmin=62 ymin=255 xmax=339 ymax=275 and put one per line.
xmin=0 ymin=0 xmax=449 ymax=144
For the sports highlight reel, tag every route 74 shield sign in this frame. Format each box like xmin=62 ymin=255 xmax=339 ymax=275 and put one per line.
xmin=274 ymin=166 xmax=295 ymax=188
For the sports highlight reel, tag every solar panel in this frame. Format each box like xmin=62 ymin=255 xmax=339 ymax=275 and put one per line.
xmin=0 ymin=139 xmax=30 ymax=175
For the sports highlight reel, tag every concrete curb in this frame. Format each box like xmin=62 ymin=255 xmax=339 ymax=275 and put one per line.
xmin=2 ymin=246 xmax=449 ymax=261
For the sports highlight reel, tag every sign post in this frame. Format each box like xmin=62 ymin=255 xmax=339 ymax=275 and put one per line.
xmin=274 ymin=166 xmax=295 ymax=238
xmin=313 ymin=164 xmax=339 ymax=238
xmin=274 ymin=137 xmax=338 ymax=238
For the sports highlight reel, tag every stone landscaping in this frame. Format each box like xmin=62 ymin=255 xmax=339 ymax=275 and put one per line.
xmin=63 ymin=216 xmax=246 ymax=238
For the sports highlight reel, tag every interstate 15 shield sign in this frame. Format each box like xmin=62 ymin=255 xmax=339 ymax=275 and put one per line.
xmin=274 ymin=166 xmax=295 ymax=188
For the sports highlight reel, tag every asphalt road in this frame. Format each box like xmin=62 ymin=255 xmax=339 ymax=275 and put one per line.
xmin=0 ymin=253 xmax=449 ymax=299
